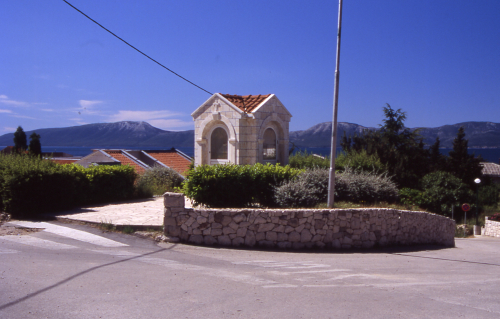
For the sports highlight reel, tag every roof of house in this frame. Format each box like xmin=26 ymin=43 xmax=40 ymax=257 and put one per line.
xmin=105 ymin=150 xmax=148 ymax=174
xmin=219 ymin=94 xmax=272 ymax=113
xmin=481 ymin=162 xmax=500 ymax=177
xmin=144 ymin=150 xmax=192 ymax=176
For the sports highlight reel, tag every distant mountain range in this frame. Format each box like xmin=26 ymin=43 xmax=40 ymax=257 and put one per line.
xmin=0 ymin=120 xmax=499 ymax=149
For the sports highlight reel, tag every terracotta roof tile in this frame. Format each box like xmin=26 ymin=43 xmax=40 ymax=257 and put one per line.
xmin=220 ymin=94 xmax=271 ymax=113
xmin=105 ymin=150 xmax=147 ymax=174
xmin=145 ymin=151 xmax=191 ymax=176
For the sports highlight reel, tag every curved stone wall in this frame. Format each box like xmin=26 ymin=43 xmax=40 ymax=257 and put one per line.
xmin=483 ymin=217 xmax=500 ymax=237
xmin=163 ymin=193 xmax=455 ymax=249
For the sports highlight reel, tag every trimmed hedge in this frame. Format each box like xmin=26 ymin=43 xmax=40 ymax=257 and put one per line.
xmin=0 ymin=154 xmax=137 ymax=218
xmin=182 ymin=163 xmax=301 ymax=208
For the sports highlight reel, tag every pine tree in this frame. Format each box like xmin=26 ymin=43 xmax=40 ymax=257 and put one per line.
xmin=447 ymin=126 xmax=483 ymax=186
xmin=13 ymin=126 xmax=27 ymax=153
xmin=28 ymin=132 xmax=42 ymax=157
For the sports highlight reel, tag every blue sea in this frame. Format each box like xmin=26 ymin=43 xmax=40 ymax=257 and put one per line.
xmin=1 ymin=146 xmax=499 ymax=163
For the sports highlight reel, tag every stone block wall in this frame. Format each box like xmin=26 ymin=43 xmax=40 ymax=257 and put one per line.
xmin=164 ymin=193 xmax=455 ymax=249
xmin=483 ymin=217 xmax=500 ymax=237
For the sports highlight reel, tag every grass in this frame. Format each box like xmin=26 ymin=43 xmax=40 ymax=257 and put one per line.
xmin=121 ymin=225 xmax=134 ymax=234
xmin=99 ymin=220 xmax=116 ymax=232
xmin=315 ymin=201 xmax=427 ymax=211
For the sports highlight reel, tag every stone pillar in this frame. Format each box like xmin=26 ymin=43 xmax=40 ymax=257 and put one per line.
xmin=163 ymin=192 xmax=185 ymax=238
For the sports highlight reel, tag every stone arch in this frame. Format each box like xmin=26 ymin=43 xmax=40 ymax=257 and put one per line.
xmin=198 ymin=115 xmax=237 ymax=165
xmin=258 ymin=115 xmax=287 ymax=164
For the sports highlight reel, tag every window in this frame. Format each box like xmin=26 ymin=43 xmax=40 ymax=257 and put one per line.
xmin=263 ymin=128 xmax=277 ymax=160
xmin=210 ymin=127 xmax=228 ymax=161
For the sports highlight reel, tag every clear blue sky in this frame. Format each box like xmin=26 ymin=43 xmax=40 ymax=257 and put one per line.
xmin=1 ymin=0 xmax=499 ymax=135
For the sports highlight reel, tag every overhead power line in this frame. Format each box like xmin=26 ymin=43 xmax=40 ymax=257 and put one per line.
xmin=62 ymin=0 xmax=213 ymax=95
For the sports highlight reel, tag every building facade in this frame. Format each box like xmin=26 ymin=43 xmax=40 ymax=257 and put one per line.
xmin=192 ymin=93 xmax=292 ymax=166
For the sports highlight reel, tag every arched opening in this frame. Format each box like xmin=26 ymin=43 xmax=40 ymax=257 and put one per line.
xmin=263 ymin=128 xmax=277 ymax=162
xmin=210 ymin=126 xmax=228 ymax=164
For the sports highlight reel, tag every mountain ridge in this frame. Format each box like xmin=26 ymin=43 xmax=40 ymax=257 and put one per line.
xmin=0 ymin=120 xmax=499 ymax=149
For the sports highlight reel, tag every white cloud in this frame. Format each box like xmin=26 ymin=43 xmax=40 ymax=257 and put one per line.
xmin=41 ymin=108 xmax=55 ymax=112
xmin=0 ymin=96 xmax=28 ymax=107
xmin=149 ymin=119 xmax=193 ymax=130
xmin=0 ymin=109 xmax=13 ymax=113
xmin=79 ymin=100 xmax=103 ymax=108
xmin=108 ymin=110 xmax=181 ymax=122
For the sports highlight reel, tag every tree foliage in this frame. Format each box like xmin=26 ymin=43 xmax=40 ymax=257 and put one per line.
xmin=13 ymin=126 xmax=27 ymax=153
xmin=28 ymin=132 xmax=42 ymax=157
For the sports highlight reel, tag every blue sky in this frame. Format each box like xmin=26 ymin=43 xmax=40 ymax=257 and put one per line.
xmin=1 ymin=0 xmax=499 ymax=135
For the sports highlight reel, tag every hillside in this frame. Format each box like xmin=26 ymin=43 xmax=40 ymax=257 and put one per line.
xmin=0 ymin=121 xmax=194 ymax=147
xmin=1 ymin=120 xmax=499 ymax=149
xmin=289 ymin=121 xmax=500 ymax=148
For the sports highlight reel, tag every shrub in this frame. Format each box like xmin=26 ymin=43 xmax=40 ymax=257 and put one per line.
xmin=274 ymin=168 xmax=398 ymax=207
xmin=182 ymin=163 xmax=301 ymax=208
xmin=274 ymin=168 xmax=329 ymax=208
xmin=417 ymin=171 xmax=474 ymax=216
xmin=136 ymin=166 xmax=184 ymax=196
xmin=289 ymin=151 xmax=330 ymax=169
xmin=489 ymin=213 xmax=500 ymax=222
xmin=335 ymin=150 xmax=387 ymax=173
xmin=335 ymin=168 xmax=399 ymax=203
xmin=0 ymin=154 xmax=137 ymax=218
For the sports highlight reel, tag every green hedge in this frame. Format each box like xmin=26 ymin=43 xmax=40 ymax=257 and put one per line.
xmin=182 ymin=163 xmax=302 ymax=208
xmin=0 ymin=154 xmax=137 ymax=218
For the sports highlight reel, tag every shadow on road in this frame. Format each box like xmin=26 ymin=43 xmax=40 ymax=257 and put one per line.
xmin=0 ymin=245 xmax=177 ymax=311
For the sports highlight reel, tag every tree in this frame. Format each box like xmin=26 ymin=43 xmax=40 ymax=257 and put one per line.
xmin=342 ymin=104 xmax=430 ymax=188
xmin=428 ymin=137 xmax=446 ymax=172
xmin=28 ymin=132 xmax=42 ymax=157
xmin=13 ymin=126 xmax=27 ymax=153
xmin=447 ymin=127 xmax=483 ymax=186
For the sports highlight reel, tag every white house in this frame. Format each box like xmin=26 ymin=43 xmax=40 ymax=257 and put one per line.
xmin=192 ymin=93 xmax=292 ymax=166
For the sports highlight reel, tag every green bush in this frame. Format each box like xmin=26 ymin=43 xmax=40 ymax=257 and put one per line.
xmin=136 ymin=166 xmax=184 ymax=196
xmin=335 ymin=168 xmax=399 ymax=203
xmin=402 ymin=171 xmax=474 ymax=216
xmin=335 ymin=150 xmax=387 ymax=173
xmin=274 ymin=168 xmax=329 ymax=208
xmin=289 ymin=151 xmax=330 ymax=169
xmin=0 ymin=154 xmax=137 ymax=218
xmin=182 ymin=163 xmax=301 ymax=208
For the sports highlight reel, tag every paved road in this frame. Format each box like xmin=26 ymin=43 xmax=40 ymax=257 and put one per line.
xmin=1 ymin=221 xmax=499 ymax=318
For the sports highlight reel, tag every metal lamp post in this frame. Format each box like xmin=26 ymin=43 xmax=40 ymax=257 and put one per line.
xmin=328 ymin=0 xmax=344 ymax=207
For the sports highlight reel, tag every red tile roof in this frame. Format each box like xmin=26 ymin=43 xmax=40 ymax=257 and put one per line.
xmin=220 ymin=94 xmax=271 ymax=113
xmin=145 ymin=151 xmax=192 ymax=176
xmin=106 ymin=150 xmax=147 ymax=174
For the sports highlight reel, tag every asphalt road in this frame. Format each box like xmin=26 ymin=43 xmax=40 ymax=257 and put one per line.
xmin=1 ymin=221 xmax=499 ymax=319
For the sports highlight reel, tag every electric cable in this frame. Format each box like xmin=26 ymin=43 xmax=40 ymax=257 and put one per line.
xmin=62 ymin=0 xmax=213 ymax=95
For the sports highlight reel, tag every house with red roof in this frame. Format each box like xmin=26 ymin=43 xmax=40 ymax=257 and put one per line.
xmin=192 ymin=93 xmax=292 ymax=166
xmin=75 ymin=148 xmax=192 ymax=177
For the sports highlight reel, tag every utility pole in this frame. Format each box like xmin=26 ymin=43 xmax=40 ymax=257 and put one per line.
xmin=328 ymin=0 xmax=344 ymax=207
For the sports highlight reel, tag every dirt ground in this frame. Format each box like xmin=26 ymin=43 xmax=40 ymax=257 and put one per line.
xmin=0 ymin=212 xmax=42 ymax=236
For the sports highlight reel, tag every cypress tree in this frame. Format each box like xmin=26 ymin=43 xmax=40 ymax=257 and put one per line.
xmin=29 ymin=132 xmax=42 ymax=157
xmin=13 ymin=126 xmax=27 ymax=153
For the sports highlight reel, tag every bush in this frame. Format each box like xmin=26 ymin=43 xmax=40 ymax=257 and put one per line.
xmin=489 ymin=213 xmax=500 ymax=222
xmin=274 ymin=168 xmax=329 ymax=208
xmin=408 ymin=171 xmax=474 ymax=216
xmin=335 ymin=150 xmax=387 ymax=173
xmin=0 ymin=154 xmax=137 ymax=218
xmin=289 ymin=151 xmax=330 ymax=169
xmin=136 ymin=166 xmax=184 ymax=196
xmin=182 ymin=163 xmax=301 ymax=208
xmin=274 ymin=168 xmax=398 ymax=207
xmin=335 ymin=168 xmax=399 ymax=203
